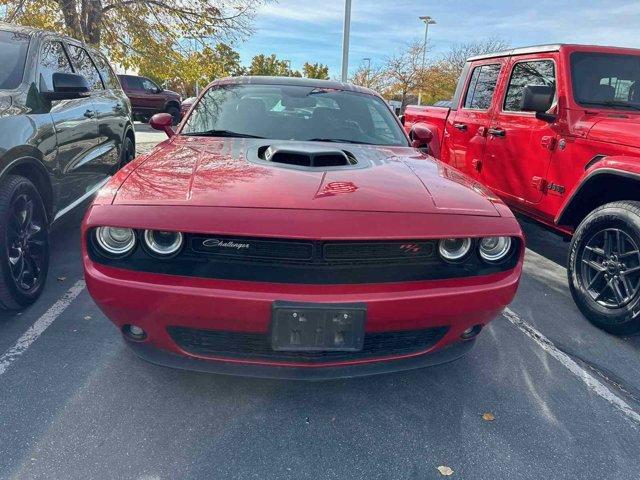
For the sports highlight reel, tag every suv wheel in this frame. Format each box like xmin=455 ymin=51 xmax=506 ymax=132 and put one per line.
xmin=166 ymin=105 xmax=181 ymax=125
xmin=0 ymin=175 xmax=49 ymax=310
xmin=568 ymin=201 xmax=640 ymax=335
xmin=120 ymin=135 xmax=135 ymax=167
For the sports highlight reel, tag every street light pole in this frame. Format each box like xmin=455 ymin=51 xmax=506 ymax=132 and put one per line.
xmin=341 ymin=0 xmax=352 ymax=82
xmin=418 ymin=15 xmax=436 ymax=105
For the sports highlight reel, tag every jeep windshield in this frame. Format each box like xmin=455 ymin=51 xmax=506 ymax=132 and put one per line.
xmin=571 ymin=51 xmax=640 ymax=111
xmin=181 ymin=83 xmax=408 ymax=146
xmin=0 ymin=30 xmax=30 ymax=90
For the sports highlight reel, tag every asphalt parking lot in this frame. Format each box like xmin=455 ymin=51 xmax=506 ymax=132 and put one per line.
xmin=1 ymin=126 xmax=639 ymax=480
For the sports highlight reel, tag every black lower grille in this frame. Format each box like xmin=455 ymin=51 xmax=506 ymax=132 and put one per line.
xmin=168 ymin=326 xmax=448 ymax=363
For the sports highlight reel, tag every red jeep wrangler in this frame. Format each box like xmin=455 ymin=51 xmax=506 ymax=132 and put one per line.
xmin=405 ymin=44 xmax=640 ymax=334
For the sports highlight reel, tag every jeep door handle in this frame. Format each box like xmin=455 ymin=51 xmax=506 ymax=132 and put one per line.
xmin=453 ymin=123 xmax=467 ymax=131
xmin=487 ymin=128 xmax=506 ymax=137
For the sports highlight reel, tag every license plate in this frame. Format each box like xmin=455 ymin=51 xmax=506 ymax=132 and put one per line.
xmin=271 ymin=302 xmax=366 ymax=352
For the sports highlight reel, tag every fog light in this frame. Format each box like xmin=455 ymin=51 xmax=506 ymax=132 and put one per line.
xmin=123 ymin=324 xmax=146 ymax=341
xmin=461 ymin=324 xmax=483 ymax=340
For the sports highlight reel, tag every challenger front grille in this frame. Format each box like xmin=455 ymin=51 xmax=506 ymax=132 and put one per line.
xmin=167 ymin=326 xmax=449 ymax=363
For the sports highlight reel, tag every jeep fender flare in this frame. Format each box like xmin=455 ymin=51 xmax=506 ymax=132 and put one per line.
xmin=556 ymin=155 xmax=640 ymax=227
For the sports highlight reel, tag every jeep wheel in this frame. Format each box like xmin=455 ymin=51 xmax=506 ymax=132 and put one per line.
xmin=568 ymin=201 xmax=640 ymax=335
xmin=0 ymin=175 xmax=49 ymax=310
xmin=166 ymin=105 xmax=181 ymax=125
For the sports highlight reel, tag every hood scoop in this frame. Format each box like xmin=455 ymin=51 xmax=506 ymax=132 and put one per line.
xmin=258 ymin=144 xmax=356 ymax=169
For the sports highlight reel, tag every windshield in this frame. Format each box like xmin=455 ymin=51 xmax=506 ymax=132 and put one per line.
xmin=0 ymin=30 xmax=30 ymax=90
xmin=182 ymin=84 xmax=408 ymax=146
xmin=571 ymin=52 xmax=640 ymax=110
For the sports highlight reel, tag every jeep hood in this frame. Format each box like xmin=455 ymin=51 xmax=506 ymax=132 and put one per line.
xmin=113 ymin=136 xmax=500 ymax=216
xmin=587 ymin=114 xmax=640 ymax=148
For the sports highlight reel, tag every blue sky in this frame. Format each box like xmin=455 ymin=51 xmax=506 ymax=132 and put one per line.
xmin=235 ymin=0 xmax=640 ymax=76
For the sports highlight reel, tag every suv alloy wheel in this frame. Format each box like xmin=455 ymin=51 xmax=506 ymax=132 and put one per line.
xmin=0 ymin=175 xmax=50 ymax=310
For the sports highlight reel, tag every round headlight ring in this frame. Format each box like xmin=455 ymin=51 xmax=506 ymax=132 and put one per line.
xmin=95 ymin=226 xmax=136 ymax=257
xmin=143 ymin=230 xmax=184 ymax=257
xmin=438 ymin=238 xmax=472 ymax=261
xmin=479 ymin=236 xmax=512 ymax=262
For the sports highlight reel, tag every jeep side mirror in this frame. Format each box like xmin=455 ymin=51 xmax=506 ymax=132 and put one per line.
xmin=521 ymin=85 xmax=556 ymax=122
xmin=150 ymin=112 xmax=175 ymax=137
xmin=410 ymin=123 xmax=433 ymax=149
xmin=41 ymin=72 xmax=90 ymax=100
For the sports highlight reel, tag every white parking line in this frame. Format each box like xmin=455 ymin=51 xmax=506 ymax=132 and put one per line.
xmin=503 ymin=307 xmax=640 ymax=426
xmin=0 ymin=280 xmax=86 ymax=377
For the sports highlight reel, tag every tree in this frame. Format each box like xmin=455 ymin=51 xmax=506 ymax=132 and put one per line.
xmin=2 ymin=0 xmax=267 ymax=73
xmin=350 ymin=61 xmax=388 ymax=92
xmin=302 ymin=62 xmax=329 ymax=80
xmin=441 ymin=37 xmax=510 ymax=74
xmin=248 ymin=53 xmax=291 ymax=76
xmin=384 ymin=41 xmax=426 ymax=109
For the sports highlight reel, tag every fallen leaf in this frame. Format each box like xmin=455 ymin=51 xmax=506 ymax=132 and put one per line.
xmin=437 ymin=466 xmax=453 ymax=476
xmin=482 ymin=412 xmax=495 ymax=421
xmin=57 ymin=276 xmax=66 ymax=282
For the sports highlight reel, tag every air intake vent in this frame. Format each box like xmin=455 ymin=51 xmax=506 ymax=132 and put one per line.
xmin=259 ymin=144 xmax=355 ymax=168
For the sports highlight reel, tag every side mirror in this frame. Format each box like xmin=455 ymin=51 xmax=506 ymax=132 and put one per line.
xmin=521 ymin=85 xmax=556 ymax=122
xmin=150 ymin=112 xmax=175 ymax=137
xmin=41 ymin=72 xmax=90 ymax=100
xmin=398 ymin=114 xmax=405 ymax=125
xmin=410 ymin=123 xmax=433 ymax=149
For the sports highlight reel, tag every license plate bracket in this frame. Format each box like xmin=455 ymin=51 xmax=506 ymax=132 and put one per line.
xmin=271 ymin=302 xmax=366 ymax=352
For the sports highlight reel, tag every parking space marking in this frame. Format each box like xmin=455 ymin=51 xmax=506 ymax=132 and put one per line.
xmin=503 ymin=307 xmax=640 ymax=426
xmin=0 ymin=280 xmax=86 ymax=377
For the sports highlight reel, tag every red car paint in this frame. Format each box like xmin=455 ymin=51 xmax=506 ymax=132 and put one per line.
xmin=405 ymin=44 xmax=640 ymax=235
xmin=83 ymin=77 xmax=524 ymax=379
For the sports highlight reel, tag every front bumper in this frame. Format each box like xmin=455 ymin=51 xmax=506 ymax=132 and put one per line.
xmin=85 ymin=258 xmax=521 ymax=378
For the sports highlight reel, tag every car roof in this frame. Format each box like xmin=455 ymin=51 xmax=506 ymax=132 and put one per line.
xmin=211 ymin=76 xmax=380 ymax=96
xmin=468 ymin=43 xmax=640 ymax=61
xmin=0 ymin=21 xmax=78 ymax=44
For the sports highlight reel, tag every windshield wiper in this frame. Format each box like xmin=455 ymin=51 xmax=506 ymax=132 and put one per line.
xmin=579 ymin=100 xmax=640 ymax=111
xmin=306 ymin=138 xmax=371 ymax=145
xmin=183 ymin=129 xmax=265 ymax=138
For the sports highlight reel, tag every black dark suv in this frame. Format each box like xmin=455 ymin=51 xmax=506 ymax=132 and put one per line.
xmin=0 ymin=23 xmax=135 ymax=310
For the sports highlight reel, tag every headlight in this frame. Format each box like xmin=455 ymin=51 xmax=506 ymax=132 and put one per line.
xmin=143 ymin=230 xmax=184 ymax=256
xmin=438 ymin=238 xmax=472 ymax=261
xmin=479 ymin=236 xmax=512 ymax=262
xmin=95 ymin=227 xmax=136 ymax=256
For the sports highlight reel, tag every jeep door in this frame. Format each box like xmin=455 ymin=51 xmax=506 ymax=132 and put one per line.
xmin=482 ymin=55 xmax=558 ymax=207
xmin=444 ymin=59 xmax=505 ymax=179
xmin=38 ymin=38 xmax=99 ymax=212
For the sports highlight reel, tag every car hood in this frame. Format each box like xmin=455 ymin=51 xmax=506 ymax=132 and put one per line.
xmin=586 ymin=114 xmax=640 ymax=148
xmin=113 ymin=136 xmax=500 ymax=216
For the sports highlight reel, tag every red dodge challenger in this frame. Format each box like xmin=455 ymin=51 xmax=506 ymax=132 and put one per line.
xmin=82 ymin=77 xmax=524 ymax=379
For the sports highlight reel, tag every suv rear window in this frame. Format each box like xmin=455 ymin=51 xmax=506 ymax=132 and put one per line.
xmin=463 ymin=64 xmax=501 ymax=110
xmin=0 ymin=30 xmax=30 ymax=90
xmin=571 ymin=52 xmax=640 ymax=110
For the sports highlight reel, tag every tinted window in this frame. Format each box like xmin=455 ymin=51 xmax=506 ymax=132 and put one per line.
xmin=504 ymin=60 xmax=555 ymax=112
xmin=571 ymin=52 xmax=640 ymax=109
xmin=463 ymin=64 xmax=501 ymax=110
xmin=142 ymin=78 xmax=159 ymax=92
xmin=67 ymin=44 xmax=103 ymax=90
xmin=39 ymin=41 xmax=73 ymax=91
xmin=124 ymin=76 xmax=144 ymax=90
xmin=183 ymin=84 xmax=408 ymax=146
xmin=0 ymin=30 xmax=30 ymax=90
xmin=92 ymin=52 xmax=121 ymax=90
